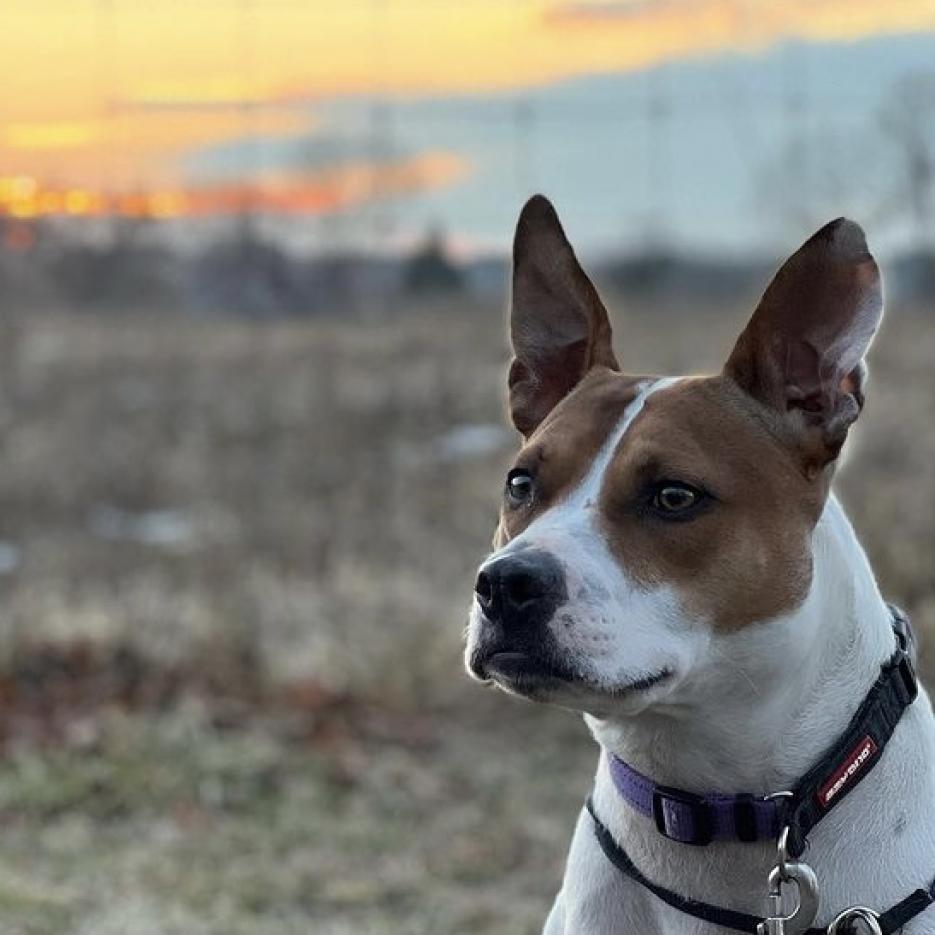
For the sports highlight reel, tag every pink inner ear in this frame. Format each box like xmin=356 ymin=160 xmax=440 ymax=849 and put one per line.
xmin=787 ymin=393 xmax=825 ymax=414
xmin=838 ymin=361 xmax=867 ymax=409
xmin=508 ymin=337 xmax=591 ymax=437
xmin=783 ymin=340 xmax=824 ymax=405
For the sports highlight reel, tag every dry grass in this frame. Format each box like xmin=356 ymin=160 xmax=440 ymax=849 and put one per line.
xmin=0 ymin=297 xmax=930 ymax=933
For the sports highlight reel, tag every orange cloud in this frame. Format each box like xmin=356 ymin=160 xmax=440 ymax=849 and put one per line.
xmin=180 ymin=151 xmax=469 ymax=217
xmin=0 ymin=151 xmax=468 ymax=221
xmin=542 ymin=0 xmax=935 ymax=64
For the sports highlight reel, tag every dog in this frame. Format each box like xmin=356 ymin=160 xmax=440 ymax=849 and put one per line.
xmin=464 ymin=195 xmax=935 ymax=934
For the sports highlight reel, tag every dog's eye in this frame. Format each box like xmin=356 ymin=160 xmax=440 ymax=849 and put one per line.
xmin=652 ymin=483 xmax=702 ymax=515
xmin=506 ymin=468 xmax=534 ymax=507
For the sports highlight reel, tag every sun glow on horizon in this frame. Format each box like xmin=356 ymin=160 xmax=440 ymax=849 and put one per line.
xmin=0 ymin=152 xmax=467 ymax=225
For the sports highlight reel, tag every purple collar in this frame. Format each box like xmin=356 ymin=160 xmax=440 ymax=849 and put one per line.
xmin=607 ymin=754 xmax=784 ymax=846
xmin=605 ymin=605 xmax=919 ymax=848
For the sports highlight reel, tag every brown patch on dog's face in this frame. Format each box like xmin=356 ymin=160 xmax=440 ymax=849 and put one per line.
xmin=598 ymin=376 xmax=820 ymax=631
xmin=495 ymin=368 xmax=645 ymax=548
xmin=495 ymin=370 xmax=821 ymax=632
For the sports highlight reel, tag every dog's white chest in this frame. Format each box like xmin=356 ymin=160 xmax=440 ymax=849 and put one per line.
xmin=546 ymin=694 xmax=935 ymax=935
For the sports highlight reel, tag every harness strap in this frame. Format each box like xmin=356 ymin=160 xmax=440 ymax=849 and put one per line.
xmin=586 ymin=796 xmax=821 ymax=934
xmin=586 ymin=796 xmax=935 ymax=934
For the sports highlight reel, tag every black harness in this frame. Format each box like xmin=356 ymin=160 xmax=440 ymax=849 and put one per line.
xmin=587 ymin=607 xmax=933 ymax=933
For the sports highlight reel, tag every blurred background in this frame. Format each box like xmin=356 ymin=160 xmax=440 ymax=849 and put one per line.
xmin=0 ymin=2 xmax=933 ymax=933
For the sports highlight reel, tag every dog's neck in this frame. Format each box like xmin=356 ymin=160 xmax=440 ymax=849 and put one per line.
xmin=587 ymin=494 xmax=897 ymax=795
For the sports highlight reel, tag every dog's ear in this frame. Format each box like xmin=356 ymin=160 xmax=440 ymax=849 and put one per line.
xmin=508 ymin=195 xmax=618 ymax=437
xmin=725 ymin=217 xmax=882 ymax=476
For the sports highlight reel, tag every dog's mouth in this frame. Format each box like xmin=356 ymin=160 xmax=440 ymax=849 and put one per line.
xmin=616 ymin=668 xmax=673 ymax=695
xmin=469 ymin=645 xmax=571 ymax=686
xmin=470 ymin=644 xmax=674 ymax=700
xmin=481 ymin=650 xmax=572 ymax=686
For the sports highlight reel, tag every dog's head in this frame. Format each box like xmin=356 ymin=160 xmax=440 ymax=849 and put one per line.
xmin=464 ymin=195 xmax=882 ymax=718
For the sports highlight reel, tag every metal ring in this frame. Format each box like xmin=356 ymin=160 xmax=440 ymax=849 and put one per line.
xmin=763 ymin=791 xmax=795 ymax=802
xmin=827 ymin=906 xmax=883 ymax=935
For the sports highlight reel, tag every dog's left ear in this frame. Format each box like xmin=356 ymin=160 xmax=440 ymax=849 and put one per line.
xmin=725 ymin=217 xmax=882 ymax=476
xmin=508 ymin=195 xmax=618 ymax=437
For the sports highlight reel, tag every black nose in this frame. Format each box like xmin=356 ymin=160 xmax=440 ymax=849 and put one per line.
xmin=474 ymin=550 xmax=565 ymax=629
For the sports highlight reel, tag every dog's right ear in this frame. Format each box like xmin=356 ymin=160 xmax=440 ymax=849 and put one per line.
xmin=508 ymin=195 xmax=618 ymax=437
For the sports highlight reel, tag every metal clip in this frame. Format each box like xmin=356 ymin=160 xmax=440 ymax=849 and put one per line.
xmin=827 ymin=906 xmax=883 ymax=935
xmin=756 ymin=826 xmax=820 ymax=935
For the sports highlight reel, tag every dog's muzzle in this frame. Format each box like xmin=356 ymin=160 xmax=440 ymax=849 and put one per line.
xmin=468 ymin=549 xmax=568 ymax=684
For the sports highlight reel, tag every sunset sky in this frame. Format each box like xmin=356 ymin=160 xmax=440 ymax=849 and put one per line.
xmin=3 ymin=0 xmax=935 ymax=249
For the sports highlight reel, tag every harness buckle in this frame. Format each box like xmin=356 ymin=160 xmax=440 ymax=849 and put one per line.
xmin=652 ymin=786 xmax=714 ymax=845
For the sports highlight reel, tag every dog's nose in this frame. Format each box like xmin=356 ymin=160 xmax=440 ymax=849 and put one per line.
xmin=474 ymin=550 xmax=565 ymax=628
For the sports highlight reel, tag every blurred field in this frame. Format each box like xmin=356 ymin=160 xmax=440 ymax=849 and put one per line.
xmin=0 ymin=297 xmax=931 ymax=934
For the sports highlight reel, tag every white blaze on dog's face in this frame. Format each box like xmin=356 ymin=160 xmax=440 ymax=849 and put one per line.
xmin=464 ymin=195 xmax=883 ymax=717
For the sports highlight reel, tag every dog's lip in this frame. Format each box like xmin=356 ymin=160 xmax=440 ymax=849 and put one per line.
xmin=614 ymin=667 xmax=674 ymax=695
xmin=478 ymin=650 xmax=675 ymax=698
xmin=483 ymin=650 xmax=569 ymax=681
xmin=469 ymin=645 xmax=573 ymax=686
xmin=470 ymin=637 xmax=675 ymax=697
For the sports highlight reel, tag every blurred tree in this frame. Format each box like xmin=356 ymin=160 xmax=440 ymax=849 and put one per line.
xmin=878 ymin=72 xmax=935 ymax=248
xmin=402 ymin=226 xmax=464 ymax=297
xmin=754 ymin=71 xmax=935 ymax=256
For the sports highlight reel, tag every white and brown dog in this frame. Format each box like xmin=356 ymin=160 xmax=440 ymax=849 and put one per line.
xmin=465 ymin=195 xmax=935 ymax=934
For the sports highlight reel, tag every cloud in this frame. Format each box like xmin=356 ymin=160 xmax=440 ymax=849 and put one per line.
xmin=185 ymin=128 xmax=406 ymax=182
xmin=180 ymin=151 xmax=470 ymax=216
xmin=114 ymin=78 xmax=276 ymax=112
xmin=4 ymin=121 xmax=101 ymax=150
xmin=544 ymin=0 xmax=935 ymax=49
xmin=0 ymin=151 xmax=470 ymax=220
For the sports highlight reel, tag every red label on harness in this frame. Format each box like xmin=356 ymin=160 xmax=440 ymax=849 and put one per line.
xmin=817 ymin=736 xmax=878 ymax=809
